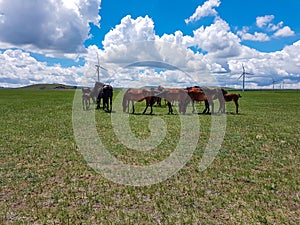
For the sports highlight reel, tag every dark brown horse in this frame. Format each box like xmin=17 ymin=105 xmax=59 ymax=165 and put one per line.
xmin=224 ymin=93 xmax=241 ymax=114
xmin=122 ymin=88 xmax=159 ymax=114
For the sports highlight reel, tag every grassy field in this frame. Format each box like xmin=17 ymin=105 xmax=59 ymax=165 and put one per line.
xmin=0 ymin=89 xmax=299 ymax=224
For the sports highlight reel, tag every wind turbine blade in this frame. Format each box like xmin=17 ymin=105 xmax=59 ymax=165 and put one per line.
xmin=96 ymin=52 xmax=100 ymax=65
xmin=238 ymin=74 xmax=243 ymax=79
xmin=99 ymin=66 xmax=108 ymax=71
xmin=242 ymin=64 xmax=245 ymax=73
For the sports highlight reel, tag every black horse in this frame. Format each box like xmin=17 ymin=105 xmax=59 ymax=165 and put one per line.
xmin=96 ymin=84 xmax=113 ymax=112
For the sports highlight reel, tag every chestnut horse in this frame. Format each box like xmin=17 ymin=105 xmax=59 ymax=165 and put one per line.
xmin=186 ymin=87 xmax=210 ymax=114
xmin=122 ymin=88 xmax=159 ymax=114
xmin=200 ymin=86 xmax=227 ymax=114
xmin=186 ymin=86 xmax=227 ymax=114
xmin=156 ymin=86 xmax=190 ymax=114
xmin=224 ymin=93 xmax=241 ymax=114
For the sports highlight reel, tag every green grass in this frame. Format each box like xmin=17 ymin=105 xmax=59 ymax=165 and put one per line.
xmin=0 ymin=89 xmax=299 ymax=224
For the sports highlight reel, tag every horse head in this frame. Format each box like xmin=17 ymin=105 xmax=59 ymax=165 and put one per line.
xmin=178 ymin=90 xmax=191 ymax=114
xmin=82 ymin=87 xmax=91 ymax=94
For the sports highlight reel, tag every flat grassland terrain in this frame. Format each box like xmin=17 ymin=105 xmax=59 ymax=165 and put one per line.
xmin=0 ymin=89 xmax=299 ymax=224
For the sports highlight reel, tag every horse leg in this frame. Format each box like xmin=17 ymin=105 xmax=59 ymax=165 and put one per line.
xmin=167 ymin=102 xmax=173 ymax=114
xmin=102 ymin=98 xmax=106 ymax=111
xmin=131 ymin=100 xmax=135 ymax=114
xmin=221 ymin=101 xmax=226 ymax=114
xmin=142 ymin=103 xmax=149 ymax=114
xmin=192 ymin=100 xmax=195 ymax=113
xmin=218 ymin=99 xmax=225 ymax=113
xmin=127 ymin=100 xmax=130 ymax=113
xmin=149 ymin=97 xmax=156 ymax=115
xmin=87 ymin=98 xmax=90 ymax=110
xmin=96 ymin=98 xmax=101 ymax=110
xmin=106 ymin=98 xmax=109 ymax=112
xmin=157 ymin=98 xmax=161 ymax=107
xmin=107 ymin=97 xmax=111 ymax=112
xmin=235 ymin=100 xmax=239 ymax=114
xmin=109 ymin=96 xmax=112 ymax=112
xmin=105 ymin=98 xmax=109 ymax=111
xmin=218 ymin=104 xmax=222 ymax=113
xmin=202 ymin=100 xmax=209 ymax=114
xmin=211 ymin=101 xmax=215 ymax=114
xmin=222 ymin=101 xmax=226 ymax=113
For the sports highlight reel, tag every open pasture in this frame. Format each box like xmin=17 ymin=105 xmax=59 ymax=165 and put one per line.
xmin=0 ymin=89 xmax=299 ymax=224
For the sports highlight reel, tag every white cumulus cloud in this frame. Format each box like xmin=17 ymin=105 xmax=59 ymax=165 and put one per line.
xmin=185 ymin=0 xmax=221 ymax=24
xmin=192 ymin=19 xmax=241 ymax=58
xmin=0 ymin=2 xmax=299 ymax=89
xmin=274 ymin=26 xmax=295 ymax=37
xmin=0 ymin=49 xmax=80 ymax=87
xmin=0 ymin=0 xmax=101 ymax=54
xmin=102 ymin=15 xmax=156 ymax=48
xmin=256 ymin=15 xmax=275 ymax=28
xmin=237 ymin=31 xmax=270 ymax=42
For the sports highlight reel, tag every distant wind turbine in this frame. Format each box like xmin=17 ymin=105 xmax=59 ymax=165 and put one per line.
xmin=238 ymin=64 xmax=254 ymax=92
xmin=271 ymin=78 xmax=280 ymax=90
xmin=95 ymin=52 xmax=107 ymax=82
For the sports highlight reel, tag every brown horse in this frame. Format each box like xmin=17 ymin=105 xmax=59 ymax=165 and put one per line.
xmin=200 ymin=86 xmax=228 ymax=114
xmin=186 ymin=87 xmax=210 ymax=114
xmin=156 ymin=86 xmax=190 ymax=114
xmin=185 ymin=86 xmax=228 ymax=114
xmin=122 ymin=88 xmax=159 ymax=114
xmin=224 ymin=93 xmax=242 ymax=114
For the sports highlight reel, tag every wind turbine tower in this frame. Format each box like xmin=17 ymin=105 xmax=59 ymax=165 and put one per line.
xmin=272 ymin=78 xmax=279 ymax=91
xmin=238 ymin=64 xmax=254 ymax=92
xmin=95 ymin=53 xmax=107 ymax=82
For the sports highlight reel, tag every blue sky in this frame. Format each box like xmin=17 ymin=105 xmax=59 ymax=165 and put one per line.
xmin=0 ymin=0 xmax=300 ymax=88
xmin=93 ymin=0 xmax=300 ymax=52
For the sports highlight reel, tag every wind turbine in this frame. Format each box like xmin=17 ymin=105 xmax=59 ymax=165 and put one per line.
xmin=238 ymin=64 xmax=254 ymax=92
xmin=271 ymin=78 xmax=279 ymax=90
xmin=95 ymin=52 xmax=107 ymax=82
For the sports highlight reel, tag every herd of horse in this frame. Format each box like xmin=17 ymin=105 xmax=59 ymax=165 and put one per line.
xmin=82 ymin=82 xmax=113 ymax=112
xmin=81 ymin=82 xmax=242 ymax=114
